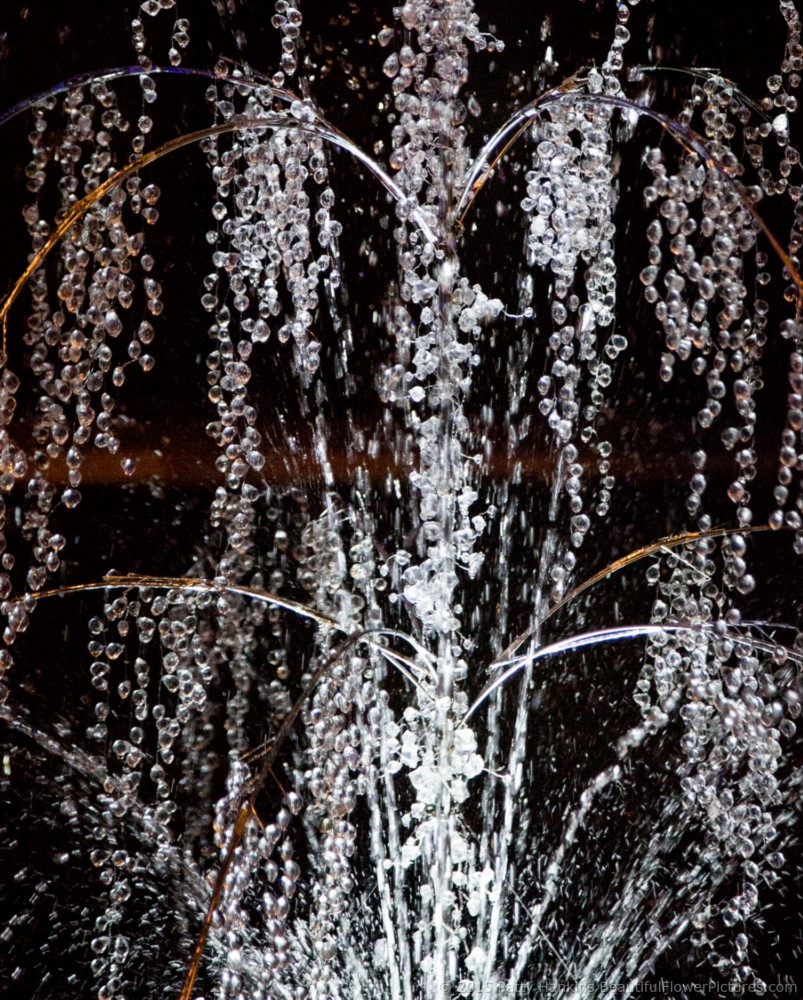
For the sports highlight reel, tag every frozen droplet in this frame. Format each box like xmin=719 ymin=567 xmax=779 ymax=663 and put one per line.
xmin=382 ymin=53 xmax=400 ymax=78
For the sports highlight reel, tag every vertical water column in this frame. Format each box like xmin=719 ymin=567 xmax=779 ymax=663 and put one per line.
xmin=383 ymin=2 xmax=495 ymax=995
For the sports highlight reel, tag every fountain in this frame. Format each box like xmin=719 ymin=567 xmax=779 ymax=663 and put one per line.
xmin=0 ymin=1 xmax=802 ymax=997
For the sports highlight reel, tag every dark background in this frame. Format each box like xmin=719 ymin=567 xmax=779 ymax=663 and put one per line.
xmin=0 ymin=1 xmax=801 ymax=996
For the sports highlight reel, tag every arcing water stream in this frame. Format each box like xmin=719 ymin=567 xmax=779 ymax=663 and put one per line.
xmin=0 ymin=2 xmax=802 ymax=997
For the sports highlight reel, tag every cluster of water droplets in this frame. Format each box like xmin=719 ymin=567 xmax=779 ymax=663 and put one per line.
xmin=635 ymin=529 xmax=802 ymax=984
xmin=2 ymin=1 xmax=803 ymax=998
xmin=202 ymin=73 xmax=338 ymax=382
xmin=132 ymin=0 xmax=190 ymax=72
xmin=0 ymin=62 xmax=169 ymax=710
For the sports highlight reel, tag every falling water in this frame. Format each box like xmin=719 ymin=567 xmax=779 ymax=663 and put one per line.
xmin=0 ymin=2 xmax=802 ymax=998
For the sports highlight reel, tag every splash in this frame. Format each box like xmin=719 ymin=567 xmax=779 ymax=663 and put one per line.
xmin=0 ymin=2 xmax=802 ymax=998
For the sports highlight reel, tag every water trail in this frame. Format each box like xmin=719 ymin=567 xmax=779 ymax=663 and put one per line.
xmin=1 ymin=2 xmax=802 ymax=998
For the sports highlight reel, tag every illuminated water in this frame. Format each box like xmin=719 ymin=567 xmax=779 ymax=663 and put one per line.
xmin=0 ymin=2 xmax=802 ymax=998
